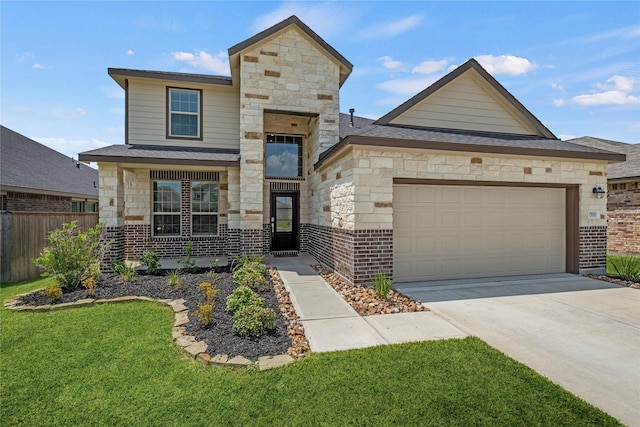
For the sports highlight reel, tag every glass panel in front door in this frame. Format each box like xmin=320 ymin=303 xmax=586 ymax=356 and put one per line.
xmin=275 ymin=196 xmax=293 ymax=232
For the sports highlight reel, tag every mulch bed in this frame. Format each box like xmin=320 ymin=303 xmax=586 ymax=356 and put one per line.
xmin=16 ymin=267 xmax=310 ymax=360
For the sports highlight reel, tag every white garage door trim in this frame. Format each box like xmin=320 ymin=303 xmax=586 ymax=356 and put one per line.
xmin=394 ymin=183 xmax=567 ymax=282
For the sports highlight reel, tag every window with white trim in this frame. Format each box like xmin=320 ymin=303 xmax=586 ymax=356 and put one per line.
xmin=191 ymin=181 xmax=218 ymax=235
xmin=266 ymin=134 xmax=303 ymax=178
xmin=168 ymin=88 xmax=201 ymax=138
xmin=153 ymin=181 xmax=181 ymax=236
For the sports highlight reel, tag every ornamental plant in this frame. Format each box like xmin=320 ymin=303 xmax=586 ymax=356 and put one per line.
xmin=140 ymin=251 xmax=161 ymax=275
xmin=194 ymin=302 xmax=215 ymax=326
xmin=40 ymin=284 xmax=63 ymax=303
xmin=225 ymin=285 xmax=264 ymax=315
xmin=373 ymin=272 xmax=392 ymax=299
xmin=33 ymin=221 xmax=109 ymax=288
xmin=609 ymin=254 xmax=640 ymax=282
xmin=198 ymin=281 xmax=219 ymax=303
xmin=232 ymin=305 xmax=277 ymax=337
xmin=178 ymin=242 xmax=197 ymax=273
xmin=167 ymin=269 xmax=183 ymax=287
xmin=111 ymin=261 xmax=136 ymax=283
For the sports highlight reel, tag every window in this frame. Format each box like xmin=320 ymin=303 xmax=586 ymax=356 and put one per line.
xmin=266 ymin=134 xmax=303 ymax=178
xmin=86 ymin=202 xmax=97 ymax=213
xmin=168 ymin=88 xmax=201 ymax=138
xmin=153 ymin=181 xmax=181 ymax=236
xmin=191 ymin=181 xmax=218 ymax=235
xmin=71 ymin=201 xmax=83 ymax=212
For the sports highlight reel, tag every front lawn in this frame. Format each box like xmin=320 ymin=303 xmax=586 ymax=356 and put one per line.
xmin=1 ymin=279 xmax=621 ymax=426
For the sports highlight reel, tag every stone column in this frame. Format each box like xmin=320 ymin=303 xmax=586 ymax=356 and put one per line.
xmin=98 ymin=163 xmax=125 ymax=263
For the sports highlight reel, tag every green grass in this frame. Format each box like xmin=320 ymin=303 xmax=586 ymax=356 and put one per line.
xmin=1 ymin=279 xmax=621 ymax=426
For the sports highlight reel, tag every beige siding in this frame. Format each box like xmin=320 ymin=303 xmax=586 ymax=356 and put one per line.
xmin=127 ymin=78 xmax=240 ymax=149
xmin=389 ymin=72 xmax=538 ymax=135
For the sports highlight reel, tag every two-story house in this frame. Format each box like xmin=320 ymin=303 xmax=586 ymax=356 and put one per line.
xmin=79 ymin=16 xmax=624 ymax=285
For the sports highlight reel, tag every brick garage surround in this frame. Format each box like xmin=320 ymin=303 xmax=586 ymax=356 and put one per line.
xmin=579 ymin=226 xmax=607 ymax=271
xmin=308 ymin=224 xmax=393 ymax=285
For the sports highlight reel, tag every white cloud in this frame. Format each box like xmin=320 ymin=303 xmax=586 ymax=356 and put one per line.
xmin=127 ymin=49 xmax=135 ymax=55
xmin=377 ymin=76 xmax=441 ymax=95
xmin=572 ymin=75 xmax=639 ymax=106
xmin=412 ymin=59 xmax=449 ymax=74
xmin=267 ymin=151 xmax=298 ymax=177
xmin=32 ymin=63 xmax=44 ymax=69
xmin=172 ymin=50 xmax=229 ymax=74
xmin=54 ymin=108 xmax=87 ymax=118
xmin=34 ymin=137 xmax=109 ymax=162
xmin=572 ymin=91 xmax=640 ymax=106
xmin=357 ymin=14 xmax=423 ymax=40
xmin=474 ymin=54 xmax=538 ymax=76
xmin=251 ymin=3 xmax=354 ymax=40
xmin=378 ymin=56 xmax=407 ymax=71
xmin=553 ymin=99 xmax=566 ymax=107
xmin=16 ymin=52 xmax=34 ymax=63
xmin=551 ymin=83 xmax=565 ymax=91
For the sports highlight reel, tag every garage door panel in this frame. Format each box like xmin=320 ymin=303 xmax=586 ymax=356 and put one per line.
xmin=394 ymin=184 xmax=565 ymax=282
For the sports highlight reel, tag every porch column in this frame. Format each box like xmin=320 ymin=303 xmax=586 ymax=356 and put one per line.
xmin=98 ymin=163 xmax=124 ymax=263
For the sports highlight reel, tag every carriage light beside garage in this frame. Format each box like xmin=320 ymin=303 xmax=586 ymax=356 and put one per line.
xmin=592 ymin=185 xmax=606 ymax=199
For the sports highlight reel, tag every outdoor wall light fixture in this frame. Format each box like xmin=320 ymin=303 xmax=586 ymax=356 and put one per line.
xmin=592 ymin=185 xmax=606 ymax=199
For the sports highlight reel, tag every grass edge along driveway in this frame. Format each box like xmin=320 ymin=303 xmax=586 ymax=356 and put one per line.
xmin=1 ymin=279 xmax=622 ymax=426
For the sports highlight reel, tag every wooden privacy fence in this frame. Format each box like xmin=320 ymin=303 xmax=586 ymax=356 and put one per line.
xmin=0 ymin=212 xmax=99 ymax=283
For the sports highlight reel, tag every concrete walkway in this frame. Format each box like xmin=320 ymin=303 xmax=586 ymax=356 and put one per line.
xmin=266 ymin=254 xmax=466 ymax=352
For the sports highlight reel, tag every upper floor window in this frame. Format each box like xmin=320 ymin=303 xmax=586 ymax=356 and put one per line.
xmin=168 ymin=88 xmax=201 ymax=139
xmin=266 ymin=134 xmax=303 ymax=178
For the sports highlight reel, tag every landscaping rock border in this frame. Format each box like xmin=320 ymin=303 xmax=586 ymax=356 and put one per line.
xmin=3 ymin=267 xmax=307 ymax=371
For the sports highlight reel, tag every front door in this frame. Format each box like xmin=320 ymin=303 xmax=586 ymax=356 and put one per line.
xmin=270 ymin=192 xmax=299 ymax=252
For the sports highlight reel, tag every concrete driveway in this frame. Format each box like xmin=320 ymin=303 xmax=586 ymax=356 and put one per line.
xmin=397 ymin=274 xmax=640 ymax=427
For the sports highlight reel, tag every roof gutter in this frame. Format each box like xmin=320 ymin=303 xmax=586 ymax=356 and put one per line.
xmin=78 ymin=154 xmax=240 ymax=168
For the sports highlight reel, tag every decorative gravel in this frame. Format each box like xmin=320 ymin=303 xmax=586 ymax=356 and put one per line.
xmin=587 ymin=274 xmax=640 ymax=289
xmin=16 ymin=269 xmax=297 ymax=360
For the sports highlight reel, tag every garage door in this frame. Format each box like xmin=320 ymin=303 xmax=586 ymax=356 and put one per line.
xmin=393 ymin=184 xmax=565 ymax=282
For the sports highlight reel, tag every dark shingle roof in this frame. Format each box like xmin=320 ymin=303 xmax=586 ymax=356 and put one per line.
xmin=316 ymin=114 xmax=626 ymax=169
xmin=0 ymin=126 xmax=98 ymax=198
xmin=78 ymin=144 xmax=240 ymax=167
xmin=567 ymin=136 xmax=639 ymax=180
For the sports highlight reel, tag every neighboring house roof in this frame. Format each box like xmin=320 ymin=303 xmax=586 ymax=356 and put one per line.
xmin=315 ymin=113 xmax=626 ymax=169
xmin=375 ymin=59 xmax=556 ymax=139
xmin=567 ymin=136 xmax=639 ymax=181
xmin=78 ymin=144 xmax=240 ymax=167
xmin=108 ymin=68 xmax=232 ymax=89
xmin=0 ymin=125 xmax=98 ymax=198
xmin=227 ymin=15 xmax=353 ymax=87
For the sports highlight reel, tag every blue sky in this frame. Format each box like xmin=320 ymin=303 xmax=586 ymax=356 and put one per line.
xmin=2 ymin=1 xmax=639 ymax=161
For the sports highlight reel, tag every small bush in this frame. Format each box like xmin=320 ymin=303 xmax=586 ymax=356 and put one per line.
xmin=232 ymin=305 xmax=277 ymax=337
xmin=33 ymin=221 xmax=109 ymax=288
xmin=225 ymin=285 xmax=265 ymax=315
xmin=608 ymin=254 xmax=640 ymax=282
xmin=111 ymin=261 xmax=136 ymax=283
xmin=231 ymin=254 xmax=264 ymax=272
xmin=198 ymin=281 xmax=219 ymax=303
xmin=235 ymin=268 xmax=268 ymax=291
xmin=40 ymin=284 xmax=63 ymax=303
xmin=167 ymin=269 xmax=183 ymax=287
xmin=178 ymin=242 xmax=197 ymax=273
xmin=193 ymin=302 xmax=215 ymax=326
xmin=140 ymin=251 xmax=161 ymax=275
xmin=81 ymin=276 xmax=97 ymax=296
xmin=373 ymin=272 xmax=392 ymax=299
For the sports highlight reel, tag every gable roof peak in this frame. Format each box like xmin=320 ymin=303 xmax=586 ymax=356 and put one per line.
xmin=227 ymin=15 xmax=352 ymax=87
xmin=374 ymin=57 xmax=556 ymax=139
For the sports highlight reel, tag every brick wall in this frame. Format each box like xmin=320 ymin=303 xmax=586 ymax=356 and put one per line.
xmin=308 ymin=224 xmax=393 ymax=285
xmin=102 ymin=226 xmax=125 ymax=265
xmin=123 ymin=224 xmax=228 ymax=259
xmin=579 ymin=226 xmax=607 ymax=271
xmin=4 ymin=192 xmax=71 ymax=212
xmin=607 ymin=181 xmax=639 ymax=255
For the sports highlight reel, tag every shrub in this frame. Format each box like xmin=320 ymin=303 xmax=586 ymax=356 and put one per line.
xmin=111 ymin=261 xmax=136 ymax=283
xmin=193 ymin=302 xmax=215 ymax=326
xmin=140 ymin=251 xmax=161 ymax=275
xmin=373 ymin=272 xmax=392 ymax=299
xmin=167 ymin=269 xmax=183 ymax=287
xmin=225 ymin=285 xmax=264 ymax=315
xmin=608 ymin=254 xmax=640 ymax=282
xmin=232 ymin=305 xmax=276 ymax=337
xmin=82 ymin=276 xmax=97 ymax=296
xmin=231 ymin=254 xmax=264 ymax=272
xmin=33 ymin=221 xmax=109 ymax=288
xmin=234 ymin=268 xmax=268 ymax=291
xmin=198 ymin=281 xmax=219 ymax=303
xmin=178 ymin=242 xmax=197 ymax=273
xmin=40 ymin=284 xmax=63 ymax=303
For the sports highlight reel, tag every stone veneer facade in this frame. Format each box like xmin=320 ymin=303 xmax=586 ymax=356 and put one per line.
xmin=96 ymin=20 xmax=613 ymax=283
xmin=607 ymin=180 xmax=640 ymax=255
